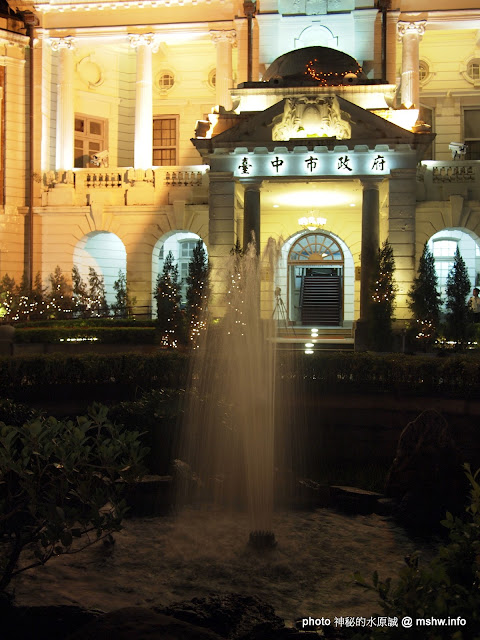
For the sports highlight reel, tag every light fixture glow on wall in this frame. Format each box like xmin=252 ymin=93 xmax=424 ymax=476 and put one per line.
xmin=298 ymin=214 xmax=327 ymax=230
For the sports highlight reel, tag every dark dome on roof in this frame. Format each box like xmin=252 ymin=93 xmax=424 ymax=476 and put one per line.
xmin=262 ymin=46 xmax=366 ymax=87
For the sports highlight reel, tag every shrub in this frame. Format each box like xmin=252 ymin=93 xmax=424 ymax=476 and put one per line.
xmin=0 ymin=399 xmax=39 ymax=426
xmin=110 ymin=389 xmax=184 ymax=474
xmin=0 ymin=403 xmax=148 ymax=593
xmin=354 ymin=464 xmax=480 ymax=639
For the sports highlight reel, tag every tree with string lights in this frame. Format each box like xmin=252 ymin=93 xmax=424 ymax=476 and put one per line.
xmin=154 ymin=250 xmax=181 ymax=348
xmin=407 ymin=242 xmax=441 ymax=348
xmin=225 ymin=239 xmax=248 ymax=336
xmin=47 ymin=266 xmax=74 ymax=319
xmin=369 ymin=239 xmax=397 ymax=351
xmin=72 ymin=265 xmax=89 ymax=317
xmin=0 ymin=274 xmax=17 ymax=322
xmin=186 ymin=240 xmax=209 ymax=345
xmin=445 ymin=247 xmax=471 ymax=344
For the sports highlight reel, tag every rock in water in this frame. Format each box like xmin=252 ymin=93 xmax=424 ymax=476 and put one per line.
xmin=159 ymin=593 xmax=285 ymax=639
xmin=66 ymin=607 xmax=223 ymax=640
xmin=384 ymin=409 xmax=467 ymax=532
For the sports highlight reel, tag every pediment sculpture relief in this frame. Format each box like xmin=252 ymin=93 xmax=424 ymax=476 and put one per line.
xmin=271 ymin=96 xmax=351 ymax=141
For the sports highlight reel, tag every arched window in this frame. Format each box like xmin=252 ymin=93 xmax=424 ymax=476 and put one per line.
xmin=428 ymin=231 xmax=480 ymax=304
xmin=288 ymin=233 xmax=343 ymax=263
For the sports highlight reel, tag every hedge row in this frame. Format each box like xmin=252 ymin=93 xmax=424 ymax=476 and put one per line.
xmin=0 ymin=351 xmax=479 ymax=399
xmin=0 ymin=352 xmax=188 ymax=389
xmin=14 ymin=326 xmax=157 ymax=344
xmin=285 ymin=351 xmax=480 ymax=398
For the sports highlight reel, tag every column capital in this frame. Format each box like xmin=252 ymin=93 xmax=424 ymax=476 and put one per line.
xmin=210 ymin=29 xmax=237 ymax=46
xmin=359 ymin=176 xmax=382 ymax=190
xmin=397 ymin=19 xmax=426 ymax=41
xmin=128 ymin=33 xmax=159 ymax=52
xmin=241 ymin=178 xmax=263 ymax=191
xmin=49 ymin=36 xmax=75 ymax=52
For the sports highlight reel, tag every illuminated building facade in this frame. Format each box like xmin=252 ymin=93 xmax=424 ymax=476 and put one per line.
xmin=1 ymin=0 xmax=479 ymax=343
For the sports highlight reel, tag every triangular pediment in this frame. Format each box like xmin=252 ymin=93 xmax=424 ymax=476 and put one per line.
xmin=193 ymin=95 xmax=433 ymax=157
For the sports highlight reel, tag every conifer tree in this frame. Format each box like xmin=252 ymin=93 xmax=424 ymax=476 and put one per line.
xmin=369 ymin=239 xmax=397 ymax=351
xmin=87 ymin=266 xmax=108 ymax=317
xmin=72 ymin=265 xmax=89 ymax=317
xmin=0 ymin=275 xmax=17 ymax=321
xmin=15 ymin=273 xmax=30 ymax=322
xmin=112 ymin=270 xmax=136 ymax=318
xmin=154 ymin=251 xmax=181 ymax=347
xmin=186 ymin=240 xmax=209 ymax=344
xmin=445 ymin=247 xmax=471 ymax=343
xmin=48 ymin=266 xmax=74 ymax=318
xmin=15 ymin=272 xmax=47 ymax=321
xmin=408 ymin=242 xmax=441 ymax=346
xmin=31 ymin=273 xmax=47 ymax=320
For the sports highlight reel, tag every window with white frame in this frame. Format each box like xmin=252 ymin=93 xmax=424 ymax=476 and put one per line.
xmin=158 ymin=71 xmax=175 ymax=92
xmin=467 ymin=59 xmax=480 ymax=81
xmin=153 ymin=116 xmax=178 ymax=166
xmin=74 ymin=115 xmax=107 ymax=168
xmin=419 ymin=60 xmax=429 ymax=83
xmin=432 ymin=239 xmax=457 ymax=300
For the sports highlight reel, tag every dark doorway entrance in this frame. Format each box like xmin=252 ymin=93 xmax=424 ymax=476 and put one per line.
xmin=288 ymin=233 xmax=344 ymax=326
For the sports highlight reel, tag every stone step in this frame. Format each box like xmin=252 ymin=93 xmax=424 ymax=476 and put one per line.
xmin=330 ymin=485 xmax=384 ymax=515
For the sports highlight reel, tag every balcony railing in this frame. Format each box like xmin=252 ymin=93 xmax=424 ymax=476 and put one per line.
xmin=43 ymin=165 xmax=209 ymax=206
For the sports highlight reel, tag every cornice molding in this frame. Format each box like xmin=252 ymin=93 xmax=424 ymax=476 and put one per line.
xmin=32 ymin=0 xmax=224 ymax=13
xmin=0 ymin=31 xmax=29 ymax=47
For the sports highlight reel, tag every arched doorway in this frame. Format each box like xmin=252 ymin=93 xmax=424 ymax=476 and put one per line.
xmin=287 ymin=232 xmax=344 ymax=326
xmin=73 ymin=231 xmax=127 ymax=308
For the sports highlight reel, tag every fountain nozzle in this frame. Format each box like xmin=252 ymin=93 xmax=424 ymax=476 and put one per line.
xmin=248 ymin=530 xmax=277 ymax=551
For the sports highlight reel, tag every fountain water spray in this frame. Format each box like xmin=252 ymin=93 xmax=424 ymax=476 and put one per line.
xmin=178 ymin=240 xmax=281 ymax=546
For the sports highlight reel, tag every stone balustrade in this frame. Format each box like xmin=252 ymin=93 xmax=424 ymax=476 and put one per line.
xmin=42 ymin=165 xmax=209 ymax=207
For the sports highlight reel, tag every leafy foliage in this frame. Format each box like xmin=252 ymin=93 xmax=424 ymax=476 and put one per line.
xmin=354 ymin=464 xmax=480 ymax=639
xmin=445 ymin=248 xmax=471 ymax=344
xmin=0 ymin=404 xmax=148 ymax=592
xmin=408 ymin=243 xmax=441 ymax=347
xmin=369 ymin=240 xmax=397 ymax=351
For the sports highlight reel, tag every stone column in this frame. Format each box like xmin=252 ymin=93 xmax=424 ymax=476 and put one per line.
xmin=397 ymin=18 xmax=426 ymax=109
xmin=208 ymin=172 xmax=236 ymax=318
xmin=210 ymin=30 xmax=236 ymax=111
xmin=129 ymin=34 xmax=158 ymax=169
xmin=388 ymin=168 xmax=417 ymax=322
xmin=355 ymin=178 xmax=380 ymax=350
xmin=242 ymin=180 xmax=261 ymax=254
xmin=50 ymin=37 xmax=75 ymax=172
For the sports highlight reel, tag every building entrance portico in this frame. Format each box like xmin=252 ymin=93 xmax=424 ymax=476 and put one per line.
xmin=194 ymin=74 xmax=434 ymax=344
